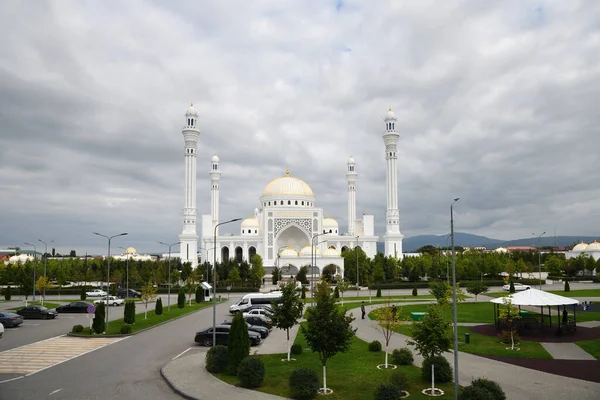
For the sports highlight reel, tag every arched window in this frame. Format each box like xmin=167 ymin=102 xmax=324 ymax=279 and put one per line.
xmin=235 ymin=247 xmax=243 ymax=263
xmin=288 ymin=200 xmax=291 ymax=205
xmin=248 ymin=246 xmax=256 ymax=261
xmin=242 ymin=230 xmax=244 ymax=234
xmin=221 ymin=246 xmax=230 ymax=262
xmin=329 ymin=229 xmax=332 ymax=233
xmin=295 ymin=200 xmax=298 ymax=205
xmin=268 ymin=201 xmax=271 ymax=206
xmin=302 ymin=201 xmax=304 ymax=206
xmin=280 ymin=200 xmax=284 ymax=205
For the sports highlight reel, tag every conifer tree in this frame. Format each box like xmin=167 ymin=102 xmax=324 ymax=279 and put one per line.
xmin=227 ymin=312 xmax=250 ymax=375
xmin=92 ymin=302 xmax=106 ymax=334
xmin=155 ymin=297 xmax=163 ymax=315
xmin=177 ymin=287 xmax=186 ymax=308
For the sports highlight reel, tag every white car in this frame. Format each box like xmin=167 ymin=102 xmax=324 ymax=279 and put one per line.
xmin=86 ymin=289 xmax=108 ymax=297
xmin=0 ymin=323 xmax=4 ymax=339
xmin=502 ymin=283 xmax=531 ymax=292
xmin=243 ymin=308 xmax=272 ymax=318
xmin=93 ymin=296 xmax=125 ymax=307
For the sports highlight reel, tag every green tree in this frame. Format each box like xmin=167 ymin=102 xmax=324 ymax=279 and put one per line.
xmin=155 ymin=297 xmax=163 ymax=315
xmin=141 ymin=282 xmax=157 ymax=319
xmin=322 ymin=264 xmax=337 ymax=283
xmin=195 ymin=285 xmax=203 ymax=303
xmin=227 ymin=312 xmax=250 ymax=375
xmin=373 ymin=299 xmax=404 ymax=368
xmin=296 ymin=265 xmax=309 ymax=285
xmin=466 ymin=281 xmax=488 ymax=301
xmin=271 ymin=266 xmax=281 ymax=284
xmin=428 ymin=281 xmax=450 ymax=304
xmin=177 ymin=287 xmax=185 ymax=308
xmin=228 ymin=267 xmax=241 ymax=284
xmin=184 ymin=277 xmax=197 ymax=306
xmin=92 ymin=302 xmax=106 ymax=334
xmin=407 ymin=304 xmax=452 ymax=360
xmin=35 ymin=276 xmax=52 ymax=305
xmin=301 ymin=279 xmax=356 ymax=393
xmin=270 ymin=281 xmax=304 ymax=361
xmin=250 ymin=254 xmax=266 ymax=285
xmin=336 ymin=278 xmax=351 ymax=306
xmin=498 ymin=296 xmax=521 ymax=351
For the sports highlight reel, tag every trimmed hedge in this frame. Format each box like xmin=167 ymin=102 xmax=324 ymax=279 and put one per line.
xmin=291 ymin=343 xmax=303 ymax=355
xmin=374 ymin=383 xmax=401 ymax=400
xmin=120 ymin=324 xmax=132 ymax=334
xmin=371 ymin=280 xmax=508 ymax=290
xmin=369 ymin=340 xmax=382 ymax=352
xmin=422 ymin=356 xmax=452 ymax=383
xmin=72 ymin=324 xmax=84 ymax=333
xmin=391 ymin=348 xmax=414 ymax=365
xmin=205 ymin=345 xmax=228 ymax=373
xmin=237 ymin=357 xmax=265 ymax=388
xmin=471 ymin=378 xmax=506 ymax=400
xmin=289 ymin=368 xmax=319 ymax=400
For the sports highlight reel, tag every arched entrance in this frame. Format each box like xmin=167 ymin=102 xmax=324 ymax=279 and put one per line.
xmin=235 ymin=246 xmax=243 ymax=263
xmin=341 ymin=246 xmax=349 ymax=253
xmin=276 ymin=225 xmax=310 ymax=249
xmin=221 ymin=246 xmax=230 ymax=262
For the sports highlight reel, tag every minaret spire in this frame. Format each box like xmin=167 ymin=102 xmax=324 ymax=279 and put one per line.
xmin=210 ymin=153 xmax=221 ymax=235
xmin=346 ymin=156 xmax=357 ymax=235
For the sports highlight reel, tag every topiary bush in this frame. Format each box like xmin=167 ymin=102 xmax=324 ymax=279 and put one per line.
xmin=471 ymin=378 xmax=506 ymax=400
xmin=237 ymin=357 xmax=265 ymax=388
xmin=376 ymin=288 xmax=382 ymax=298
xmin=177 ymin=287 xmax=185 ymax=309
xmin=289 ymin=368 xmax=319 ymax=400
xmin=412 ymin=287 xmax=418 ymax=296
xmin=227 ymin=312 xmax=250 ymax=375
xmin=80 ymin=287 xmax=87 ymax=301
xmin=124 ymin=300 xmax=136 ymax=324
xmin=564 ymin=281 xmax=570 ymax=292
xmin=369 ymin=340 xmax=382 ymax=352
xmin=374 ymin=383 xmax=401 ymax=400
xmin=92 ymin=302 xmax=106 ymax=334
xmin=391 ymin=347 xmax=414 ymax=365
xmin=4 ymin=285 xmax=12 ymax=301
xmin=120 ymin=324 xmax=132 ymax=334
xmin=291 ymin=343 xmax=303 ymax=355
xmin=155 ymin=298 xmax=163 ymax=316
xmin=205 ymin=345 xmax=228 ymax=373
xmin=422 ymin=355 xmax=453 ymax=383
xmin=459 ymin=385 xmax=495 ymax=400
xmin=72 ymin=324 xmax=84 ymax=333
xmin=195 ymin=286 xmax=203 ymax=303
xmin=389 ymin=371 xmax=409 ymax=392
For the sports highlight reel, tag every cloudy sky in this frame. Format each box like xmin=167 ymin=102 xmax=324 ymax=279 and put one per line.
xmin=1 ymin=0 xmax=599 ymax=255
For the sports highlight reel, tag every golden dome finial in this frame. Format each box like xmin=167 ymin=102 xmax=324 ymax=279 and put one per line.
xmin=388 ymin=105 xmax=392 ymax=111
xmin=285 ymin=169 xmax=290 ymax=177
xmin=191 ymin=102 xmax=194 ymax=106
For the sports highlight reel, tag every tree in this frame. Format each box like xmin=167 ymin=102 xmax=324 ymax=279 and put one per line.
xmin=92 ymin=302 xmax=106 ymax=334
xmin=195 ymin=285 xmax=203 ymax=303
xmin=296 ymin=265 xmax=309 ymax=285
xmin=428 ymin=281 xmax=450 ymax=304
xmin=270 ymin=281 xmax=304 ymax=361
xmin=35 ymin=276 xmax=52 ymax=305
xmin=155 ymin=297 xmax=163 ymax=315
xmin=184 ymin=278 xmax=196 ymax=306
xmin=228 ymin=267 xmax=241 ymax=284
xmin=227 ymin=312 xmax=250 ymax=375
xmin=322 ymin=264 xmax=337 ymax=283
xmin=336 ymin=278 xmax=351 ymax=306
xmin=177 ymin=287 xmax=185 ymax=308
xmin=250 ymin=254 xmax=266 ymax=285
xmin=301 ymin=279 xmax=356 ymax=393
xmin=373 ymin=299 xmax=405 ymax=368
xmin=271 ymin=266 xmax=281 ymax=284
xmin=498 ymin=296 xmax=521 ymax=351
xmin=466 ymin=281 xmax=488 ymax=301
xmin=141 ymin=282 xmax=157 ymax=319
xmin=407 ymin=304 xmax=452 ymax=360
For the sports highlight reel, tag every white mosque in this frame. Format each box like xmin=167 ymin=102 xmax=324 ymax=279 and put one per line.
xmin=177 ymin=104 xmax=405 ymax=277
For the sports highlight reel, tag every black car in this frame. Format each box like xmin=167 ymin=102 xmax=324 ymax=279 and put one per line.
xmin=16 ymin=306 xmax=58 ymax=320
xmin=194 ymin=324 xmax=261 ymax=347
xmin=117 ymin=288 xmax=141 ymax=298
xmin=56 ymin=301 xmax=94 ymax=313
xmin=222 ymin=320 xmax=269 ymax=338
xmin=243 ymin=315 xmax=272 ymax=329
xmin=0 ymin=312 xmax=24 ymax=327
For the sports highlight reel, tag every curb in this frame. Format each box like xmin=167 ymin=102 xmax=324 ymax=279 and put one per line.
xmin=160 ymin=365 xmax=199 ymax=400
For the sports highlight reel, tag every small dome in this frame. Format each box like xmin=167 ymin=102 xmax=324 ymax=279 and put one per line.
xmin=299 ymin=246 xmax=320 ymax=257
xmin=385 ymin=107 xmax=396 ymax=120
xmin=494 ymin=247 xmax=508 ymax=253
xmin=585 ymin=241 xmax=600 ymax=251
xmin=126 ymin=247 xmax=137 ymax=254
xmin=241 ymin=217 xmax=259 ymax=228
xmin=347 ymin=155 xmax=355 ymax=164
xmin=186 ymin=103 xmax=198 ymax=116
xmin=212 ymin=153 xmax=219 ymax=163
xmin=323 ymin=217 xmax=338 ymax=228
xmin=279 ymin=248 xmax=298 ymax=257
xmin=322 ymin=248 xmax=341 ymax=257
xmin=573 ymin=242 xmax=588 ymax=251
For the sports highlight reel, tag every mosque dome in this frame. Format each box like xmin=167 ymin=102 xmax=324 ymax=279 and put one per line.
xmin=494 ymin=247 xmax=508 ymax=253
xmin=573 ymin=242 xmax=588 ymax=252
xmin=186 ymin=103 xmax=198 ymax=116
xmin=241 ymin=217 xmax=259 ymax=228
xmin=323 ymin=217 xmax=338 ymax=228
xmin=322 ymin=248 xmax=341 ymax=257
xmin=212 ymin=154 xmax=219 ymax=163
xmin=126 ymin=247 xmax=137 ymax=254
xmin=299 ymin=246 xmax=320 ymax=257
xmin=280 ymin=248 xmax=298 ymax=257
xmin=261 ymin=170 xmax=314 ymax=198
xmin=385 ymin=107 xmax=396 ymax=120
xmin=585 ymin=241 xmax=600 ymax=251
xmin=348 ymin=156 xmax=355 ymax=164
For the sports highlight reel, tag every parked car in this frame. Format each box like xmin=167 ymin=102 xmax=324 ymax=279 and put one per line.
xmin=243 ymin=314 xmax=272 ymax=330
xmin=16 ymin=306 xmax=58 ymax=320
xmin=86 ymin=289 xmax=107 ymax=297
xmin=56 ymin=301 xmax=95 ymax=313
xmin=117 ymin=288 xmax=141 ymax=298
xmin=93 ymin=296 xmax=125 ymax=307
xmin=194 ymin=324 xmax=262 ymax=347
xmin=221 ymin=319 xmax=269 ymax=338
xmin=0 ymin=312 xmax=23 ymax=328
xmin=243 ymin=308 xmax=272 ymax=318
xmin=502 ymin=283 xmax=531 ymax=292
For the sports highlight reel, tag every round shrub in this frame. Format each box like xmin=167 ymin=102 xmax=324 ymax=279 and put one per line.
xmin=471 ymin=378 xmax=506 ymax=400
xmin=368 ymin=340 xmax=382 ymax=352
xmin=237 ymin=357 xmax=265 ymax=388
xmin=72 ymin=324 xmax=84 ymax=333
xmin=376 ymin=288 xmax=382 ymax=298
xmin=205 ymin=345 xmax=228 ymax=373
xmin=4 ymin=286 xmax=12 ymax=301
xmin=389 ymin=371 xmax=409 ymax=392
xmin=291 ymin=343 xmax=303 ymax=355
xmin=120 ymin=324 xmax=132 ymax=334
xmin=412 ymin=287 xmax=418 ymax=296
xmin=391 ymin=347 xmax=414 ymax=365
xmin=374 ymin=383 xmax=401 ymax=400
xmin=289 ymin=368 xmax=319 ymax=400
xmin=422 ymin=355 xmax=453 ymax=383
xmin=459 ymin=385 xmax=495 ymax=400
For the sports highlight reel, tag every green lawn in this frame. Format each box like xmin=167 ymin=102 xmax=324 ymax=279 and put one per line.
xmin=9 ymin=302 xmax=62 ymax=310
xmin=486 ymin=289 xmax=600 ymax=298
xmin=214 ymin=328 xmax=455 ymax=399
xmin=576 ymin=328 xmax=600 ymax=360
xmin=337 ymin=294 xmax=435 ymax=301
xmin=384 ymin=302 xmax=496 ymax=323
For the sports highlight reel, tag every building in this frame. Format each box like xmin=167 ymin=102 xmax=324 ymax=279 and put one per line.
xmin=566 ymin=241 xmax=600 ymax=261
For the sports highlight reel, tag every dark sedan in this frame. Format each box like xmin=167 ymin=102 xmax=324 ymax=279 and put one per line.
xmin=0 ymin=312 xmax=24 ymax=327
xmin=244 ymin=315 xmax=272 ymax=329
xmin=194 ymin=324 xmax=261 ymax=347
xmin=16 ymin=306 xmax=58 ymax=320
xmin=222 ymin=320 xmax=269 ymax=338
xmin=56 ymin=301 xmax=94 ymax=313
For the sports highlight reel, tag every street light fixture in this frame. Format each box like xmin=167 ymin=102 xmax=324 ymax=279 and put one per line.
xmin=532 ymin=232 xmax=546 ymax=290
xmin=24 ymin=242 xmax=37 ymax=303
xmin=93 ymin=232 xmax=128 ymax=331
xmin=159 ymin=241 xmax=181 ymax=312
xmin=311 ymin=232 xmax=328 ymax=306
xmin=38 ymin=239 xmax=54 ymax=305
xmin=450 ymin=198 xmax=460 ymax=400
xmin=213 ymin=218 xmax=242 ymax=346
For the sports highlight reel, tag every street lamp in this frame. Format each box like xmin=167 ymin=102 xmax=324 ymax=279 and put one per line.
xmin=93 ymin=232 xmax=128 ymax=331
xmin=24 ymin=242 xmax=37 ymax=303
xmin=450 ymin=198 xmax=460 ymax=400
xmin=213 ymin=218 xmax=242 ymax=346
xmin=159 ymin=241 xmax=181 ymax=312
xmin=311 ymin=232 xmax=328 ymax=306
xmin=532 ymin=232 xmax=546 ymax=290
xmin=38 ymin=239 xmax=54 ymax=305
xmin=355 ymin=235 xmax=360 ymax=298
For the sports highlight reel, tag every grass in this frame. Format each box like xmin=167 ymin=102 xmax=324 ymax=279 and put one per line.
xmin=576 ymin=328 xmax=600 ymax=360
xmin=336 ymin=294 xmax=436 ymax=301
xmin=385 ymin=302 xmax=496 ymax=323
xmin=9 ymin=302 xmax=62 ymax=310
xmin=486 ymin=289 xmax=600 ymax=298
xmin=213 ymin=328 xmax=455 ymax=399
xmin=70 ymin=300 xmax=214 ymax=335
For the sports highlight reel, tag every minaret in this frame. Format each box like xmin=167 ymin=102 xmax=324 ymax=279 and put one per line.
xmin=210 ymin=153 xmax=221 ymax=235
xmin=382 ymin=107 xmax=404 ymax=258
xmin=346 ymin=156 xmax=357 ymax=235
xmin=179 ymin=103 xmax=200 ymax=268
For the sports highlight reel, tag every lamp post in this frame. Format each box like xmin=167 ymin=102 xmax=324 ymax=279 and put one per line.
xmin=37 ymin=239 xmax=53 ymax=305
xmin=311 ymin=232 xmax=327 ymax=306
xmin=93 ymin=232 xmax=128 ymax=331
xmin=533 ymin=232 xmax=546 ymax=290
xmin=450 ymin=198 xmax=460 ymax=400
xmin=355 ymin=235 xmax=360 ymax=298
xmin=159 ymin=241 xmax=181 ymax=312
xmin=24 ymin=242 xmax=37 ymax=303
xmin=213 ymin=218 xmax=242 ymax=346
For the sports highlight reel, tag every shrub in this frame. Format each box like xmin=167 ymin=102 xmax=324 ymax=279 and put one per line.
xmin=374 ymin=383 xmax=401 ymax=400
xmin=237 ymin=357 xmax=265 ymax=388
xmin=205 ymin=345 xmax=228 ymax=373
xmin=120 ymin=324 xmax=132 ymax=334
xmin=80 ymin=287 xmax=87 ymax=301
xmin=195 ymin=286 xmax=203 ymax=303
xmin=72 ymin=324 xmax=84 ymax=333
xmin=291 ymin=343 xmax=303 ymax=355
xmin=289 ymin=368 xmax=319 ymax=400
xmin=471 ymin=378 xmax=506 ymax=400
xmin=92 ymin=302 xmax=106 ymax=334
xmin=376 ymin=288 xmax=382 ymax=298
xmin=301 ymin=286 xmax=306 ymax=299
xmin=564 ymin=281 xmax=570 ymax=292
xmin=177 ymin=287 xmax=185 ymax=309
xmin=333 ymin=286 xmax=339 ymax=298
xmin=459 ymin=385 xmax=495 ymax=400
xmin=421 ymin=355 xmax=452 ymax=383
xmin=4 ymin=286 xmax=11 ymax=301
xmin=227 ymin=312 xmax=250 ymax=375
xmin=155 ymin=298 xmax=163 ymax=316
xmin=412 ymin=287 xmax=418 ymax=296
xmin=391 ymin=347 xmax=414 ymax=365
xmin=499 ymin=329 xmax=520 ymax=345
xmin=368 ymin=340 xmax=382 ymax=352
xmin=124 ymin=301 xmax=135 ymax=324
xmin=509 ymin=281 xmax=515 ymax=293
xmin=389 ymin=371 xmax=409 ymax=392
